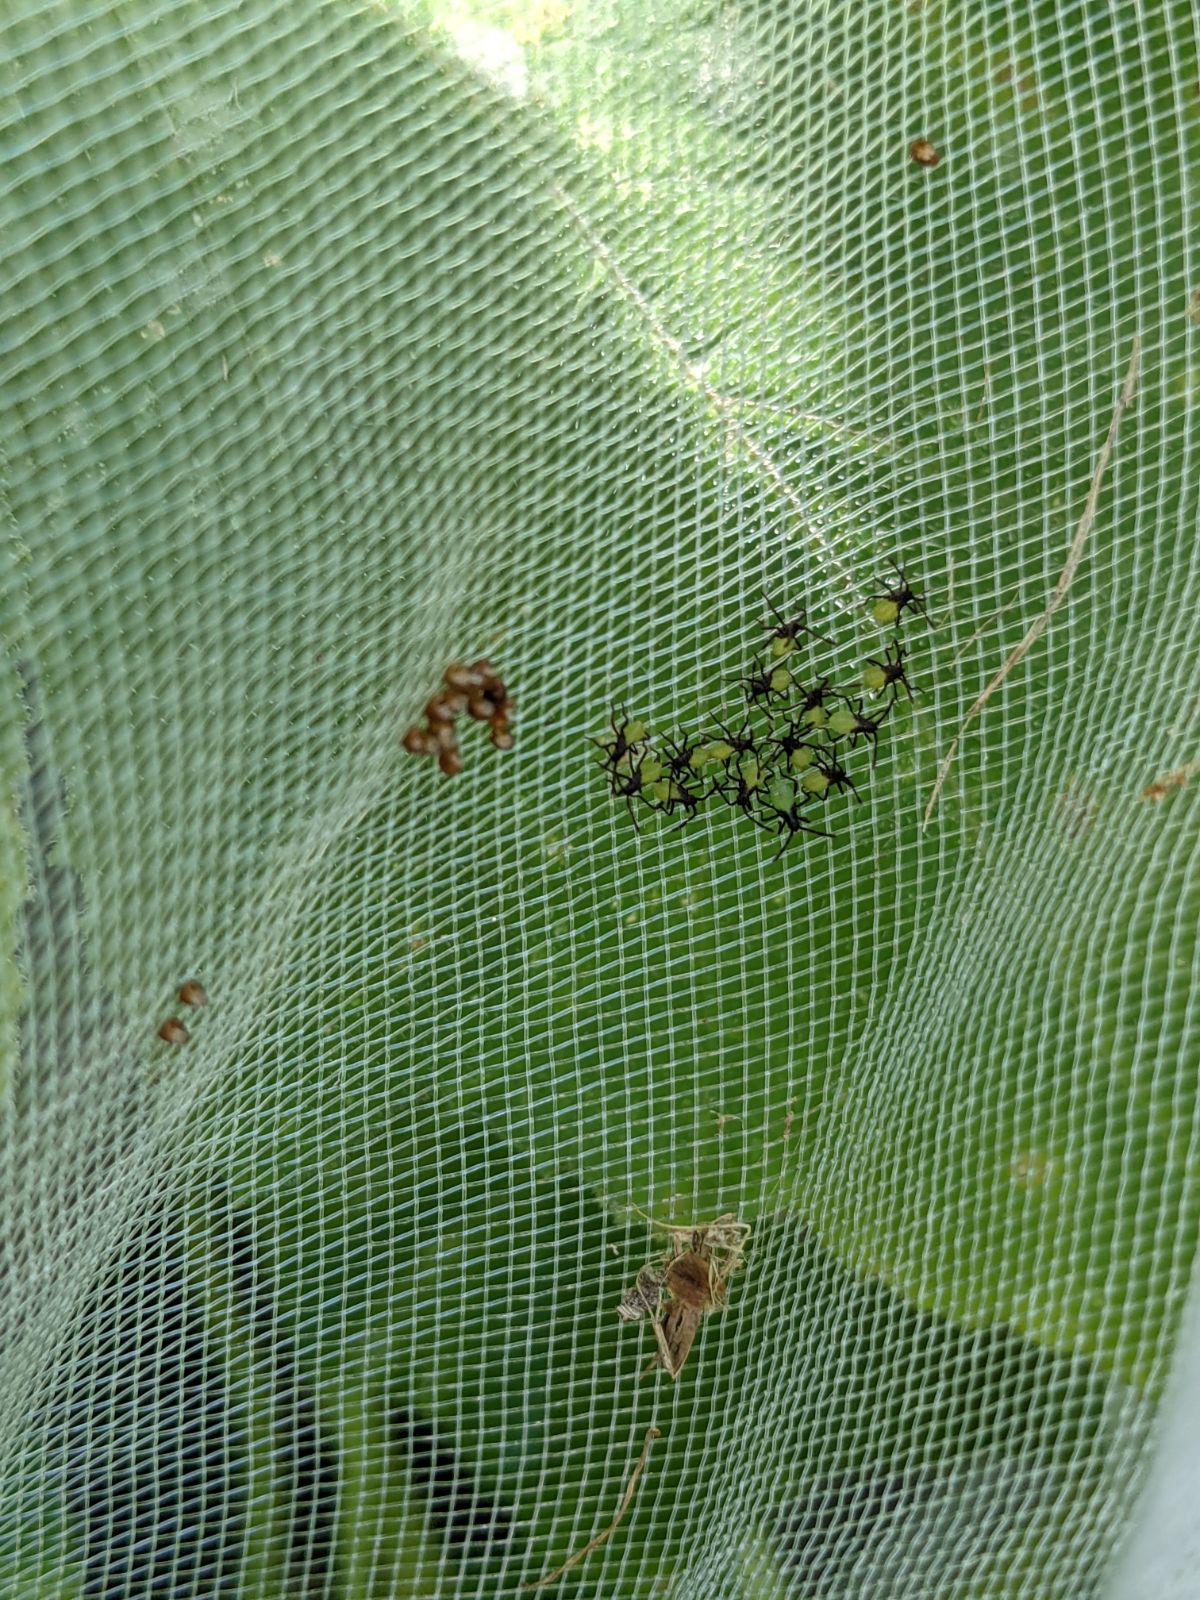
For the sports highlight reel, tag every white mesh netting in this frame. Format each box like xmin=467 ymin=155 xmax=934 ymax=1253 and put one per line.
xmin=1 ymin=1 xmax=1198 ymax=1596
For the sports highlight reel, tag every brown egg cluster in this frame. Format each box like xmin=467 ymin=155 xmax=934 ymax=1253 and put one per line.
xmin=403 ymin=660 xmax=513 ymax=776
xmin=156 ymin=980 xmax=208 ymax=1045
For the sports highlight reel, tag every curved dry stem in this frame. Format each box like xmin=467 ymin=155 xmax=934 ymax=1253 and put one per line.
xmin=519 ymin=1427 xmax=662 ymax=1591
xmin=923 ymin=335 xmax=1141 ymax=830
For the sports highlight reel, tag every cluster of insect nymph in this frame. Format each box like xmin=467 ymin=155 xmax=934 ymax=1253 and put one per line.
xmin=594 ymin=561 xmax=926 ymax=856
xmin=617 ymin=1212 xmax=752 ymax=1379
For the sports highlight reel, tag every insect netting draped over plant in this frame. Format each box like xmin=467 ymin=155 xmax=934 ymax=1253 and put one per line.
xmin=1 ymin=1 xmax=1198 ymax=1596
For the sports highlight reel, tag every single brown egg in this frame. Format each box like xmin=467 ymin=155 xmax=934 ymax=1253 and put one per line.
xmin=466 ymin=694 xmax=498 ymax=723
xmin=443 ymin=662 xmax=480 ymax=694
xmin=424 ymin=694 xmax=458 ymax=726
xmin=402 ymin=727 xmax=436 ymax=755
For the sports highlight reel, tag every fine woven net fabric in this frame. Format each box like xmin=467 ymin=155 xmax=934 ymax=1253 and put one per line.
xmin=1 ymin=1 xmax=1198 ymax=1596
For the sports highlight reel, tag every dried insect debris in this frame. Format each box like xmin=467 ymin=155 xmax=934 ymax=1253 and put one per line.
xmin=1142 ymin=762 xmax=1198 ymax=802
xmin=616 ymin=1261 xmax=666 ymax=1324
xmin=402 ymin=659 xmax=514 ymax=776
xmin=617 ymin=1213 xmax=750 ymax=1379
